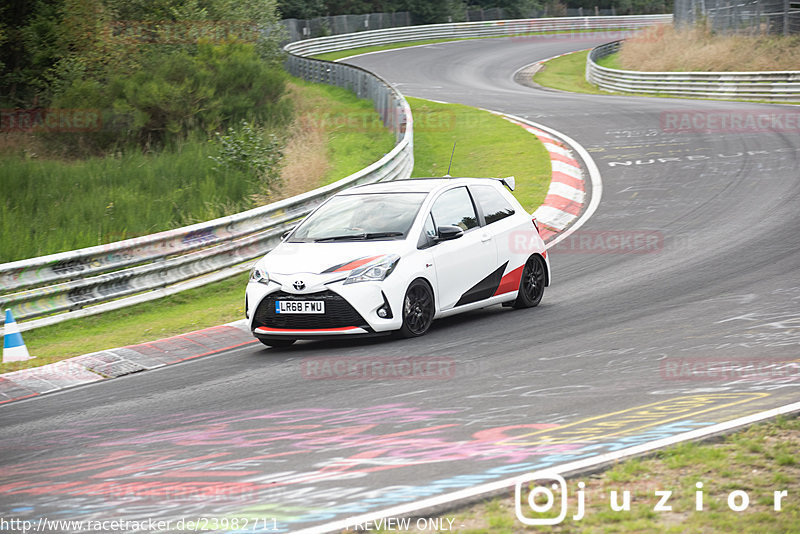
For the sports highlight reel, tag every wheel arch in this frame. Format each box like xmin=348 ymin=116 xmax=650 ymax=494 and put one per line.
xmin=531 ymin=252 xmax=550 ymax=287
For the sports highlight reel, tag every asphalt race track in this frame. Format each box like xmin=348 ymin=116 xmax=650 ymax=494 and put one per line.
xmin=1 ymin=36 xmax=799 ymax=533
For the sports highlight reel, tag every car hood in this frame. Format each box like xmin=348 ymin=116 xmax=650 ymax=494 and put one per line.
xmin=263 ymin=240 xmax=407 ymax=276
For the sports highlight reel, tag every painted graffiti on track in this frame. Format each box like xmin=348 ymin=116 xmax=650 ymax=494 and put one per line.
xmin=0 ymin=393 xmax=772 ymax=531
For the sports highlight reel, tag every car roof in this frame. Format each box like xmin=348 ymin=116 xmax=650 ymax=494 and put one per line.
xmin=343 ymin=177 xmax=502 ymax=195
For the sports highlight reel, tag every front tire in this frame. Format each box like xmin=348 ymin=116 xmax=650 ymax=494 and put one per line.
xmin=397 ymin=279 xmax=435 ymax=338
xmin=258 ymin=338 xmax=296 ymax=348
xmin=513 ymin=255 xmax=546 ymax=309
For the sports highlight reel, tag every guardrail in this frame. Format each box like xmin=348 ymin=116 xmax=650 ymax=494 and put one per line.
xmin=1 ymin=15 xmax=672 ymax=332
xmin=285 ymin=15 xmax=671 ymax=57
xmin=586 ymin=40 xmax=800 ymax=102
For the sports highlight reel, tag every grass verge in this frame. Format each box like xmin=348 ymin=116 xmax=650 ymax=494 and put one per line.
xmin=532 ymin=50 xmax=606 ymax=95
xmin=366 ymin=415 xmax=800 ymax=533
xmin=281 ymin=78 xmax=395 ymax=195
xmin=408 ymin=97 xmax=550 ymax=211
xmin=3 ymin=98 xmax=552 ymax=372
xmin=596 ymin=51 xmax=623 ymax=70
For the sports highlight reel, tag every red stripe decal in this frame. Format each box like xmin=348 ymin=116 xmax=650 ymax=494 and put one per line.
xmin=255 ymin=326 xmax=361 ymax=333
xmin=333 ymin=255 xmax=383 ymax=273
xmin=493 ymin=265 xmax=525 ymax=296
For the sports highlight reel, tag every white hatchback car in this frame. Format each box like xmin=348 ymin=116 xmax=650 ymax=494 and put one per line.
xmin=246 ymin=177 xmax=550 ymax=347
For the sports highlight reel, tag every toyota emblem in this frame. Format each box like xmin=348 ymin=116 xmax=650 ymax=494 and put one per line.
xmin=293 ymin=280 xmax=306 ymax=291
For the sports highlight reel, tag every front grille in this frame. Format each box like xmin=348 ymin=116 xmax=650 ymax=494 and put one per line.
xmin=254 ymin=290 xmax=368 ymax=330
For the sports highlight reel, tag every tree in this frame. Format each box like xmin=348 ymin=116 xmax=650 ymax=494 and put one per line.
xmin=277 ymin=0 xmax=327 ymax=19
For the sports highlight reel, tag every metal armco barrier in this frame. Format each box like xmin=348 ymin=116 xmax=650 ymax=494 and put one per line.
xmin=284 ymin=15 xmax=671 ymax=57
xmin=586 ymin=40 xmax=800 ymax=101
xmin=1 ymin=15 xmax=672 ymax=331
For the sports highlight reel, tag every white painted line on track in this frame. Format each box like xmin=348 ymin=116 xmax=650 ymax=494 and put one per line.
xmin=295 ymin=399 xmax=800 ymax=534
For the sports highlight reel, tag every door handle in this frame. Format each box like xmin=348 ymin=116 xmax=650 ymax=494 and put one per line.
xmin=481 ymin=234 xmax=492 ymax=242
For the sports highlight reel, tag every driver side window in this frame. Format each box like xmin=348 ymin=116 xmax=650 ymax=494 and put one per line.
xmin=430 ymin=187 xmax=479 ymax=231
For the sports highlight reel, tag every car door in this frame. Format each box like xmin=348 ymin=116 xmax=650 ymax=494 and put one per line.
xmin=427 ymin=186 xmax=498 ymax=310
xmin=469 ymin=183 xmax=526 ymax=297
xmin=470 ymin=184 xmax=520 ymax=262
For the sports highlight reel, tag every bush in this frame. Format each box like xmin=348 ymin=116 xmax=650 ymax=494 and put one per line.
xmin=49 ymin=42 xmax=291 ymax=153
xmin=210 ymin=120 xmax=284 ymax=198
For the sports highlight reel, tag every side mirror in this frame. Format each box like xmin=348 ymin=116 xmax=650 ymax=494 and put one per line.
xmin=436 ymin=225 xmax=464 ymax=241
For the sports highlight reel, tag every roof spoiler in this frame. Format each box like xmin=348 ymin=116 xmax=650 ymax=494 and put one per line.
xmin=497 ymin=176 xmax=515 ymax=191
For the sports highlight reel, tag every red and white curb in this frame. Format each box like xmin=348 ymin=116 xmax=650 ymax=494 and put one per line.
xmin=0 ymin=320 xmax=255 ymax=405
xmin=503 ymin=116 xmax=587 ymax=242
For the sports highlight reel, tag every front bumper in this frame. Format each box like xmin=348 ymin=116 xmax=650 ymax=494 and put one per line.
xmin=246 ymin=280 xmax=403 ymax=339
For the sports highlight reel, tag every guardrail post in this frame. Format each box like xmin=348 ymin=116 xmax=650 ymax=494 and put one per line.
xmin=784 ymin=0 xmax=790 ymax=35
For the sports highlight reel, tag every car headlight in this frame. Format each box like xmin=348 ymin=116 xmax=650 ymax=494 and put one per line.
xmin=344 ymin=255 xmax=400 ymax=285
xmin=249 ymin=264 xmax=270 ymax=285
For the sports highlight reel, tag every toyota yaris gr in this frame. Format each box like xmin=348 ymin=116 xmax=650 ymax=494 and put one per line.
xmin=246 ymin=177 xmax=550 ymax=347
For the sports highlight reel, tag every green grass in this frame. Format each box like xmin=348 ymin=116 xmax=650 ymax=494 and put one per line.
xmin=596 ymin=51 xmax=623 ymax=69
xmin=0 ymin=139 xmax=257 ymax=263
xmin=407 ymin=97 xmax=550 ymax=213
xmin=3 ymin=97 xmax=552 ymax=371
xmin=302 ymin=81 xmax=397 ymax=185
xmin=414 ymin=416 xmax=800 ymax=533
xmin=532 ymin=49 xmax=605 ymax=95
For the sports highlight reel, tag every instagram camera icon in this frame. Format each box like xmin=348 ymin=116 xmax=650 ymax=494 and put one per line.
xmin=515 ymin=471 xmax=568 ymax=526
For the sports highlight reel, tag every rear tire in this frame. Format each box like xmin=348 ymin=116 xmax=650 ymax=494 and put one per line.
xmin=258 ymin=338 xmax=296 ymax=348
xmin=513 ymin=255 xmax=546 ymax=309
xmin=396 ymin=279 xmax=435 ymax=338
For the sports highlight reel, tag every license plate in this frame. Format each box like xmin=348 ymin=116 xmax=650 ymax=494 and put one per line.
xmin=275 ymin=300 xmax=325 ymax=314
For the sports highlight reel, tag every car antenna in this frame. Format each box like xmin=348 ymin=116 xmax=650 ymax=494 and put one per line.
xmin=444 ymin=141 xmax=456 ymax=177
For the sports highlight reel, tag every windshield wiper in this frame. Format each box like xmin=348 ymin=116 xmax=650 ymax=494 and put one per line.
xmin=314 ymin=233 xmax=366 ymax=242
xmin=314 ymin=232 xmax=403 ymax=242
xmin=364 ymin=232 xmax=404 ymax=239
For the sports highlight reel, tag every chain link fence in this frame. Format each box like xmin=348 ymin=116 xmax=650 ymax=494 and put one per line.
xmin=283 ymin=12 xmax=412 ymax=41
xmin=675 ymin=0 xmax=800 ymax=34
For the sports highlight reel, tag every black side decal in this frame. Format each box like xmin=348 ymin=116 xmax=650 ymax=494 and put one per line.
xmin=454 ymin=262 xmax=508 ymax=307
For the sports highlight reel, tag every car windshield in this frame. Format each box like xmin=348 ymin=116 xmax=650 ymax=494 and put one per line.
xmin=288 ymin=192 xmax=426 ymax=243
